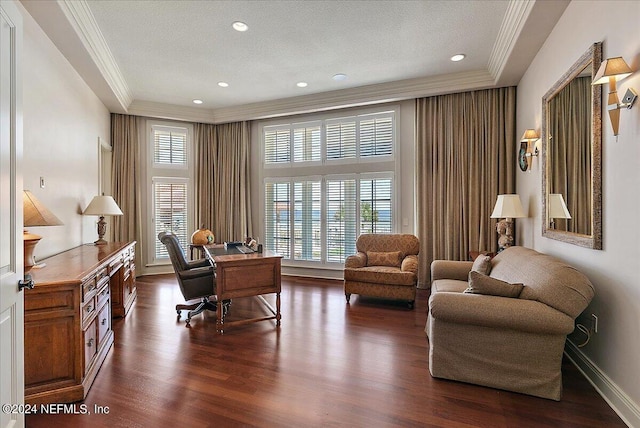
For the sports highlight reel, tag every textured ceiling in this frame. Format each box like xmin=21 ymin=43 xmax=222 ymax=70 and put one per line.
xmin=21 ymin=0 xmax=570 ymax=122
xmin=86 ymin=0 xmax=508 ymax=109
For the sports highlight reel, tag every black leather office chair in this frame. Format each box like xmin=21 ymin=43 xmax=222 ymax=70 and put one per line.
xmin=158 ymin=231 xmax=228 ymax=325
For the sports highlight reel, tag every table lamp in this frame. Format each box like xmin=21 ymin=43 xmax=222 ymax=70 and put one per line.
xmin=548 ymin=193 xmax=571 ymax=229
xmin=490 ymin=194 xmax=526 ymax=251
xmin=83 ymin=195 xmax=123 ymax=245
xmin=23 ymin=190 xmax=63 ymax=273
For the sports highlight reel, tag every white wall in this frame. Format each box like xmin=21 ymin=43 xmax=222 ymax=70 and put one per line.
xmin=20 ymin=2 xmax=110 ymax=260
xmin=517 ymin=1 xmax=640 ymax=425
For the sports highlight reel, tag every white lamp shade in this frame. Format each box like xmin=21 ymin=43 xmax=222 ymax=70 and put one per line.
xmin=83 ymin=195 xmax=123 ymax=216
xmin=548 ymin=194 xmax=571 ymax=219
xmin=490 ymin=194 xmax=526 ymax=219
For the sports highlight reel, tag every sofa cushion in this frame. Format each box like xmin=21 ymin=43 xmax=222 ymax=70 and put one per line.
xmin=344 ymin=266 xmax=416 ymax=286
xmin=471 ymin=255 xmax=492 ymax=275
xmin=465 ymin=271 xmax=523 ymax=298
xmin=367 ymin=251 xmax=402 ymax=267
xmin=490 ymin=247 xmax=595 ymax=318
xmin=431 ymin=279 xmax=468 ymax=293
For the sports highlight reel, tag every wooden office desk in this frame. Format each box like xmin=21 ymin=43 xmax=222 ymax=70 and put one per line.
xmin=203 ymin=246 xmax=282 ymax=333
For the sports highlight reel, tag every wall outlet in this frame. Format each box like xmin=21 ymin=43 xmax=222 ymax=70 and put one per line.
xmin=39 ymin=176 xmax=45 ymax=188
xmin=591 ymin=314 xmax=598 ymax=334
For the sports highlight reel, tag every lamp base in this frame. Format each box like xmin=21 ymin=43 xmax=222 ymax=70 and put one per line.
xmin=496 ymin=218 xmax=514 ymax=252
xmin=24 ymin=230 xmax=42 ymax=274
xmin=94 ymin=215 xmax=108 ymax=245
xmin=94 ymin=238 xmax=108 ymax=245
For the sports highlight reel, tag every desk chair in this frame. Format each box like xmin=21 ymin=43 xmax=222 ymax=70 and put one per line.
xmin=158 ymin=231 xmax=228 ymax=325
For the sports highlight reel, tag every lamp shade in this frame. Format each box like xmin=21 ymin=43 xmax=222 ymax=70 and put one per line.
xmin=548 ymin=194 xmax=571 ymax=219
xmin=490 ymin=195 xmax=526 ymax=219
xmin=23 ymin=190 xmax=63 ymax=227
xmin=520 ymin=129 xmax=539 ymax=142
xmin=592 ymin=57 xmax=632 ymax=85
xmin=83 ymin=195 xmax=123 ymax=216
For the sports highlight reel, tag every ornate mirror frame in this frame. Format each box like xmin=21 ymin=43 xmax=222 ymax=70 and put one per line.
xmin=541 ymin=42 xmax=603 ymax=249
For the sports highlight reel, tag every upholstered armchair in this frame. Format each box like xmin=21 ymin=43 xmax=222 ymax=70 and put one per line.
xmin=343 ymin=234 xmax=420 ymax=308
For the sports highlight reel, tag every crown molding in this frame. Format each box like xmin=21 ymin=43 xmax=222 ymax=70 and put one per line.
xmin=129 ymin=70 xmax=495 ymax=124
xmin=58 ymin=0 xmax=133 ymax=110
xmin=488 ymin=0 xmax=535 ymax=81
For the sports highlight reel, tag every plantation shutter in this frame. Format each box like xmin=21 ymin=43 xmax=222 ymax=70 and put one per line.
xmin=293 ymin=180 xmax=321 ymax=261
xmin=264 ymin=126 xmax=291 ymax=164
xmin=153 ymin=179 xmax=189 ymax=258
xmin=360 ymin=177 xmax=393 ymax=234
xmin=360 ymin=114 xmax=393 ymax=157
xmin=265 ymin=181 xmax=291 ymax=258
xmin=326 ymin=119 xmax=356 ymax=160
xmin=153 ymin=127 xmax=187 ymax=165
xmin=326 ymin=178 xmax=357 ymax=262
xmin=293 ymin=123 xmax=321 ymax=163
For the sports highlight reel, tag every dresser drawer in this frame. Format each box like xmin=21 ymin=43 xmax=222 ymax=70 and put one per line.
xmin=96 ymin=283 xmax=110 ymax=309
xmin=83 ymin=318 xmax=98 ymax=374
xmin=82 ymin=277 xmax=97 ymax=302
xmin=96 ymin=300 xmax=111 ymax=348
xmin=82 ymin=296 xmax=97 ymax=327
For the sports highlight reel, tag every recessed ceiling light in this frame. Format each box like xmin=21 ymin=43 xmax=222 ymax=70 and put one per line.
xmin=232 ymin=21 xmax=248 ymax=32
xmin=192 ymin=99 xmax=203 ymax=105
xmin=332 ymin=73 xmax=348 ymax=81
xmin=296 ymin=82 xmax=308 ymax=88
xmin=218 ymin=82 xmax=229 ymax=88
xmin=451 ymin=54 xmax=466 ymax=62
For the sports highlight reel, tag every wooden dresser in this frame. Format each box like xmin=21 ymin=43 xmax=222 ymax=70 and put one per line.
xmin=25 ymin=241 xmax=136 ymax=404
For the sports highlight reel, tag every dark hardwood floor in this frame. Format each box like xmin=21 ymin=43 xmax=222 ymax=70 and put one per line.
xmin=27 ymin=274 xmax=625 ymax=427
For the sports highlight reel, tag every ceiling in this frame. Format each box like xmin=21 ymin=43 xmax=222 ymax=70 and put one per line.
xmin=21 ymin=0 xmax=570 ymax=124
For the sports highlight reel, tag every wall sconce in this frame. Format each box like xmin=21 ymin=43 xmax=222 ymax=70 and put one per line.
xmin=83 ymin=195 xmax=123 ymax=245
xmin=548 ymin=193 xmax=571 ymax=229
xmin=518 ymin=129 xmax=539 ymax=172
xmin=490 ymin=194 xmax=527 ymax=252
xmin=592 ymin=56 xmax=637 ymax=136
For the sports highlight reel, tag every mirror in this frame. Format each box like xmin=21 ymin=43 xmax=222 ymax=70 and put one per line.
xmin=541 ymin=42 xmax=602 ymax=249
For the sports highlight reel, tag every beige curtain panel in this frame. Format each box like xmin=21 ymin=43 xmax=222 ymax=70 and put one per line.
xmin=111 ymin=113 xmax=144 ymax=246
xmin=194 ymin=121 xmax=252 ymax=243
xmin=548 ymin=76 xmax=591 ymax=234
xmin=415 ymin=87 xmax=517 ymax=286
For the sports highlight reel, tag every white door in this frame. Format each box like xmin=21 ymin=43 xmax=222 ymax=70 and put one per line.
xmin=0 ymin=1 xmax=24 ymax=427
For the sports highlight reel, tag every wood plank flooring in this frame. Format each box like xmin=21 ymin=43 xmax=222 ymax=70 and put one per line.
xmin=26 ymin=274 xmax=625 ymax=427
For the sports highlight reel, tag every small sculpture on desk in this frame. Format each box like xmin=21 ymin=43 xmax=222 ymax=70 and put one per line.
xmin=245 ymin=237 xmax=258 ymax=251
xmin=191 ymin=226 xmax=214 ymax=245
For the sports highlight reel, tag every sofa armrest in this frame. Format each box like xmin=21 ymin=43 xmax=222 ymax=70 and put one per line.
xmin=431 ymin=260 xmax=473 ymax=282
xmin=345 ymin=252 xmax=367 ymax=268
xmin=401 ymin=254 xmax=418 ymax=274
xmin=429 ymin=292 xmax=574 ymax=335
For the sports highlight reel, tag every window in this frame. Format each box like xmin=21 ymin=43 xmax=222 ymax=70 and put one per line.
xmin=148 ymin=122 xmax=192 ymax=265
xmin=262 ymin=108 xmax=398 ymax=266
xmin=153 ymin=179 xmax=188 ymax=259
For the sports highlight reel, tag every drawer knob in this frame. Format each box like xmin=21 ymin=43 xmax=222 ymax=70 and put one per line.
xmin=101 ymin=318 xmax=107 ymax=326
xmin=87 ymin=338 xmax=94 ymax=347
xmin=86 ymin=305 xmax=93 ymax=313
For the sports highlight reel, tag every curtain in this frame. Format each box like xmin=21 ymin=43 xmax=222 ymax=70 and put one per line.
xmin=111 ymin=113 xmax=144 ymax=250
xmin=548 ymin=76 xmax=591 ymax=234
xmin=415 ymin=87 xmax=516 ymax=286
xmin=194 ymin=121 xmax=252 ymax=243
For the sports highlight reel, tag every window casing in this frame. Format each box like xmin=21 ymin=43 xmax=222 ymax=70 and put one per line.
xmin=147 ymin=123 xmax=192 ymax=265
xmin=262 ymin=108 xmax=398 ymax=267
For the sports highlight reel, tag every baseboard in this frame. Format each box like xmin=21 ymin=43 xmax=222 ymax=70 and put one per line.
xmin=565 ymin=340 xmax=640 ymax=427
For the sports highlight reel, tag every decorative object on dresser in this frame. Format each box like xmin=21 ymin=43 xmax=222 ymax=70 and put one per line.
xmin=190 ymin=226 xmax=214 ymax=245
xmin=24 ymin=241 xmax=136 ymax=405
xmin=83 ymin=195 xmax=123 ymax=245
xmin=343 ymin=234 xmax=420 ymax=309
xmin=490 ymin=194 xmax=526 ymax=252
xmin=22 ymin=190 xmax=63 ymax=273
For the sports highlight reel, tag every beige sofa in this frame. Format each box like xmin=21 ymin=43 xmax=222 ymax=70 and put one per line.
xmin=344 ymin=234 xmax=419 ymax=308
xmin=425 ymin=246 xmax=594 ymax=400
